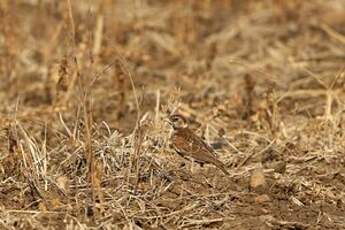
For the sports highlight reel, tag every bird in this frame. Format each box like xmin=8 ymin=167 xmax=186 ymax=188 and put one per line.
xmin=167 ymin=114 xmax=229 ymax=175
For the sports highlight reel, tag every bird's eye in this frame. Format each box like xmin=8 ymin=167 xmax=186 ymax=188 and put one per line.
xmin=170 ymin=115 xmax=183 ymax=123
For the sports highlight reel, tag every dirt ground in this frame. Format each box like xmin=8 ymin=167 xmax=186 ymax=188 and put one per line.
xmin=1 ymin=0 xmax=345 ymax=229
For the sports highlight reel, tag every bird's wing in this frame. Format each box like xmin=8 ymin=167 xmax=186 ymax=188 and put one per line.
xmin=172 ymin=129 xmax=218 ymax=163
xmin=189 ymin=132 xmax=217 ymax=156
xmin=172 ymin=129 xmax=230 ymax=175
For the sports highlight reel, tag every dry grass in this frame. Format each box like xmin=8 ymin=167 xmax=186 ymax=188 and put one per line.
xmin=1 ymin=0 xmax=345 ymax=229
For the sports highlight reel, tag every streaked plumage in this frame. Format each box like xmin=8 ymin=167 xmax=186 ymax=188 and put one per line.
xmin=168 ymin=114 xmax=229 ymax=175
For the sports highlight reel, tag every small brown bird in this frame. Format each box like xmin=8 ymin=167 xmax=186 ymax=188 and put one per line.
xmin=168 ymin=114 xmax=229 ymax=175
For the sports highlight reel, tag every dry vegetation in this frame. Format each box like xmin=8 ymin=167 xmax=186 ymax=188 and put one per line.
xmin=1 ymin=0 xmax=345 ymax=229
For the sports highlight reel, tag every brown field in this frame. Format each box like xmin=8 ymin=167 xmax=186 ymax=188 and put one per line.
xmin=1 ymin=0 xmax=345 ymax=229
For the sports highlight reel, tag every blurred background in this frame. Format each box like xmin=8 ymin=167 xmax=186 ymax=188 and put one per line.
xmin=1 ymin=0 xmax=344 ymax=133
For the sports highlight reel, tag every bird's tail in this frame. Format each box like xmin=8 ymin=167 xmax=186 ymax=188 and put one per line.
xmin=214 ymin=160 xmax=230 ymax=175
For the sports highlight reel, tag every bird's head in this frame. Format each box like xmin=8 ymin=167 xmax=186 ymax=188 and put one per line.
xmin=167 ymin=114 xmax=188 ymax=129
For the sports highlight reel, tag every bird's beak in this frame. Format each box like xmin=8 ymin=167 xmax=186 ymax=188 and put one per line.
xmin=164 ymin=118 xmax=173 ymax=126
